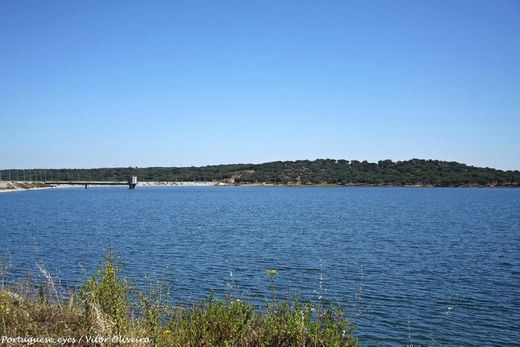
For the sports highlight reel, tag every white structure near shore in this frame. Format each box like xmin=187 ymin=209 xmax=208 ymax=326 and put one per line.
xmin=139 ymin=181 xmax=215 ymax=187
xmin=0 ymin=180 xmax=217 ymax=193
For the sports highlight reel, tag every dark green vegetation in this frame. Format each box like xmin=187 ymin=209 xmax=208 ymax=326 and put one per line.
xmin=0 ymin=253 xmax=357 ymax=346
xmin=2 ymin=159 xmax=519 ymax=186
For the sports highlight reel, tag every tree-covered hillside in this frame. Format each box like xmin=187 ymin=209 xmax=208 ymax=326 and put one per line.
xmin=1 ymin=159 xmax=519 ymax=187
xmin=234 ymin=159 xmax=519 ymax=186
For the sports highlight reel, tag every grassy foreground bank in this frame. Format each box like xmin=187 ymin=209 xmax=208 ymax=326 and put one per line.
xmin=0 ymin=253 xmax=357 ymax=346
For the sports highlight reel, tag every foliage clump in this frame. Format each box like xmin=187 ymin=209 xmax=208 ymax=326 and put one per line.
xmin=80 ymin=252 xmax=129 ymax=335
xmin=0 ymin=253 xmax=357 ymax=346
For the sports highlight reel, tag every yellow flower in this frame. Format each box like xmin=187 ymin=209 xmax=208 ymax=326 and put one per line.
xmin=266 ymin=269 xmax=278 ymax=278
xmin=162 ymin=329 xmax=172 ymax=335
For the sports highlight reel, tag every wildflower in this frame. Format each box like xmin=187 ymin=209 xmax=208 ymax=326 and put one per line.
xmin=266 ymin=269 xmax=278 ymax=278
xmin=162 ymin=329 xmax=171 ymax=335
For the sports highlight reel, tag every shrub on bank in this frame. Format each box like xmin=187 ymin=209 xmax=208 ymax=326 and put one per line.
xmin=0 ymin=254 xmax=357 ymax=346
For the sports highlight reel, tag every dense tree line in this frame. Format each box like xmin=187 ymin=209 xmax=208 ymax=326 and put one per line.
xmin=1 ymin=159 xmax=519 ymax=186
xmin=234 ymin=159 xmax=520 ymax=186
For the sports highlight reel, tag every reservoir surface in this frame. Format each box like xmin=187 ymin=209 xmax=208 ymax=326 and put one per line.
xmin=1 ymin=186 xmax=519 ymax=345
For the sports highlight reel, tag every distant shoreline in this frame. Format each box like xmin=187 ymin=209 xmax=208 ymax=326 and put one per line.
xmin=1 ymin=180 xmax=518 ymax=193
xmin=2 ymin=159 xmax=518 ymax=189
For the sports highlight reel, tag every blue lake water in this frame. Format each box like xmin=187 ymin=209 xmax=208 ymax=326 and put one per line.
xmin=1 ymin=186 xmax=519 ymax=345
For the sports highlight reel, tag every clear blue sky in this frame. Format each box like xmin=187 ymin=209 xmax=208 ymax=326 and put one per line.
xmin=1 ymin=0 xmax=519 ymax=170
